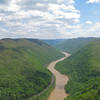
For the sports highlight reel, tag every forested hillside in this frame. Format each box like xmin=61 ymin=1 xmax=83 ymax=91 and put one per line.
xmin=0 ymin=38 xmax=63 ymax=100
xmin=55 ymin=38 xmax=97 ymax=53
xmin=56 ymin=40 xmax=100 ymax=100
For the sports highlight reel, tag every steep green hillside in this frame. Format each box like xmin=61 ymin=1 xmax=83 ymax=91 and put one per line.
xmin=56 ymin=40 xmax=100 ymax=100
xmin=0 ymin=38 xmax=63 ymax=100
xmin=55 ymin=38 xmax=96 ymax=53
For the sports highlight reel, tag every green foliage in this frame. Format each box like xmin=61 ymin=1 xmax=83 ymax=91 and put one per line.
xmin=55 ymin=38 xmax=97 ymax=53
xmin=28 ymin=76 xmax=55 ymax=100
xmin=56 ymin=40 xmax=100 ymax=100
xmin=0 ymin=39 xmax=63 ymax=100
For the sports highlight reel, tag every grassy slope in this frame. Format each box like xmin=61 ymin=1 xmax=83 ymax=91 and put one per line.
xmin=56 ymin=40 xmax=100 ymax=100
xmin=55 ymin=38 xmax=96 ymax=53
xmin=0 ymin=39 xmax=63 ymax=100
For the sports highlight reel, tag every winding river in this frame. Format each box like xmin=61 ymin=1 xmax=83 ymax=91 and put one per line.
xmin=48 ymin=52 xmax=70 ymax=100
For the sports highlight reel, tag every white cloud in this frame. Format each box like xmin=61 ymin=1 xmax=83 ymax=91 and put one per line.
xmin=57 ymin=0 xmax=75 ymax=4
xmin=74 ymin=22 xmax=100 ymax=38
xmin=48 ymin=4 xmax=79 ymax=13
xmin=36 ymin=3 xmax=45 ymax=7
xmin=0 ymin=17 xmax=2 ymax=21
xmin=0 ymin=0 xmax=81 ymax=39
xmin=0 ymin=0 xmax=99 ymax=39
xmin=86 ymin=21 xmax=93 ymax=24
xmin=7 ymin=0 xmax=21 ymax=11
xmin=89 ymin=22 xmax=100 ymax=33
xmin=87 ymin=0 xmax=100 ymax=3
xmin=48 ymin=3 xmax=80 ymax=20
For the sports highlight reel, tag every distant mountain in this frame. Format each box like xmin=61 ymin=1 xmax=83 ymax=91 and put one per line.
xmin=0 ymin=38 xmax=64 ymax=100
xmin=56 ymin=40 xmax=100 ymax=100
xmin=43 ymin=39 xmax=65 ymax=46
xmin=55 ymin=37 xmax=99 ymax=53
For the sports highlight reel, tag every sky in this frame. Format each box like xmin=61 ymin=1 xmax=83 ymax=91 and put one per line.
xmin=0 ymin=0 xmax=100 ymax=39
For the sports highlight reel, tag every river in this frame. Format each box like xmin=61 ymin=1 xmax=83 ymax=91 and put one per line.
xmin=48 ymin=52 xmax=70 ymax=100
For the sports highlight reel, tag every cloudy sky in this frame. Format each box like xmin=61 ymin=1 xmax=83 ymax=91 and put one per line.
xmin=0 ymin=0 xmax=100 ymax=39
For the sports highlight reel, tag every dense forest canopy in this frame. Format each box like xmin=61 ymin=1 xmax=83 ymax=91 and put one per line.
xmin=0 ymin=39 xmax=63 ymax=100
xmin=56 ymin=40 xmax=100 ymax=100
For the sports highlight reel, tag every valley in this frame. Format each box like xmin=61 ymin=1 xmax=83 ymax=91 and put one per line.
xmin=0 ymin=0 xmax=100 ymax=100
xmin=0 ymin=38 xmax=100 ymax=100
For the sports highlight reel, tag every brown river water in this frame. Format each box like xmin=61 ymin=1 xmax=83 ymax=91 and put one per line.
xmin=48 ymin=52 xmax=70 ymax=100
